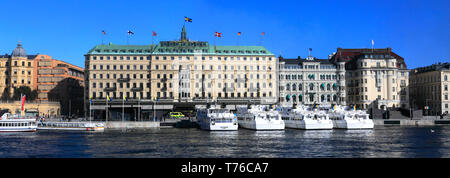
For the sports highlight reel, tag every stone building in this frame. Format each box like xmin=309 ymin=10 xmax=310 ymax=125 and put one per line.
xmin=278 ymin=55 xmax=346 ymax=106
xmin=329 ymin=47 xmax=409 ymax=110
xmin=84 ymin=25 xmax=278 ymax=120
xmin=409 ymin=62 xmax=450 ymax=115
xmin=0 ymin=42 xmax=84 ymax=116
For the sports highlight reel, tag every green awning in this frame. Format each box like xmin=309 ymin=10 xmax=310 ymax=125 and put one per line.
xmin=286 ymin=94 xmax=290 ymax=99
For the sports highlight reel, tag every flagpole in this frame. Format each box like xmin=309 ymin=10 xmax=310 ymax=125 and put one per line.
xmin=153 ymin=97 xmax=156 ymax=122
xmin=122 ymin=96 xmax=124 ymax=122
xmin=106 ymin=96 xmax=108 ymax=123
xmin=138 ymin=97 xmax=140 ymax=122
xmin=89 ymin=98 xmax=92 ymax=124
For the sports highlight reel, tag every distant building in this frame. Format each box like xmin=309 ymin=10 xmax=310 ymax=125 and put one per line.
xmin=0 ymin=42 xmax=84 ymax=116
xmin=329 ymin=47 xmax=409 ymax=110
xmin=35 ymin=54 xmax=84 ymax=116
xmin=409 ymin=62 xmax=450 ymax=115
xmin=0 ymin=42 xmax=36 ymax=98
xmin=278 ymin=55 xmax=346 ymax=106
xmin=84 ymin=25 xmax=278 ymax=121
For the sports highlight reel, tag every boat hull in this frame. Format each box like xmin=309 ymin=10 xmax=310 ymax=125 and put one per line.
xmin=37 ymin=122 xmax=105 ymax=131
xmin=198 ymin=122 xmax=238 ymax=131
xmin=332 ymin=120 xmax=374 ymax=129
xmin=285 ymin=120 xmax=333 ymax=130
xmin=238 ymin=120 xmax=285 ymax=130
xmin=0 ymin=127 xmax=37 ymax=132
xmin=37 ymin=127 xmax=104 ymax=131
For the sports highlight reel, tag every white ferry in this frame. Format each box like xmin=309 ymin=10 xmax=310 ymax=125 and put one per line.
xmin=196 ymin=106 xmax=238 ymax=131
xmin=38 ymin=122 xmax=105 ymax=131
xmin=0 ymin=113 xmax=37 ymax=132
xmin=279 ymin=104 xmax=333 ymax=130
xmin=328 ymin=105 xmax=374 ymax=129
xmin=236 ymin=105 xmax=285 ymax=130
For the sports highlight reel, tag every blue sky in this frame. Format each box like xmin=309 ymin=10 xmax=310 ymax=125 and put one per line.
xmin=1 ymin=0 xmax=449 ymax=68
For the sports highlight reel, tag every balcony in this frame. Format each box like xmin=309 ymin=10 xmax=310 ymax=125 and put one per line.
xmin=117 ymin=77 xmax=130 ymax=83
xmin=104 ymin=87 xmax=117 ymax=92
xmin=131 ymin=87 xmax=143 ymax=92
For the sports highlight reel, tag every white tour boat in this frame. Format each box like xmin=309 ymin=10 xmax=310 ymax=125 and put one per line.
xmin=196 ymin=106 xmax=238 ymax=131
xmin=236 ymin=105 xmax=285 ymax=130
xmin=279 ymin=104 xmax=333 ymax=130
xmin=0 ymin=113 xmax=37 ymax=132
xmin=328 ymin=105 xmax=374 ymax=129
xmin=37 ymin=122 xmax=105 ymax=131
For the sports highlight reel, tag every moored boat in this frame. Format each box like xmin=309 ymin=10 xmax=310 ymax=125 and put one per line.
xmin=0 ymin=113 xmax=37 ymax=132
xmin=196 ymin=105 xmax=238 ymax=131
xmin=328 ymin=105 xmax=374 ymax=129
xmin=236 ymin=105 xmax=285 ymax=130
xmin=280 ymin=104 xmax=333 ymax=130
xmin=37 ymin=122 xmax=105 ymax=131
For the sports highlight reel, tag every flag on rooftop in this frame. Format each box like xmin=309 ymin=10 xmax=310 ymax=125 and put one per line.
xmin=184 ymin=16 xmax=192 ymax=22
xmin=102 ymin=30 xmax=106 ymax=35
xmin=215 ymin=32 xmax=222 ymax=37
xmin=238 ymin=32 xmax=242 ymax=36
xmin=152 ymin=31 xmax=157 ymax=36
xmin=261 ymin=32 xmax=265 ymax=36
xmin=127 ymin=30 xmax=134 ymax=35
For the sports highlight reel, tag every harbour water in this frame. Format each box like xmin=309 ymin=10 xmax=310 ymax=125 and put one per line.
xmin=1 ymin=126 xmax=449 ymax=158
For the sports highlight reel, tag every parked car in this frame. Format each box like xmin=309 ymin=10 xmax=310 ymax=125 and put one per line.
xmin=169 ymin=112 xmax=184 ymax=119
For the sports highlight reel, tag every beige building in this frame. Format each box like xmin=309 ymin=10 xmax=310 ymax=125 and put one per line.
xmin=0 ymin=42 xmax=35 ymax=98
xmin=1 ymin=42 xmax=84 ymax=116
xmin=278 ymin=55 xmax=346 ymax=106
xmin=85 ymin=25 xmax=277 ymax=120
xmin=0 ymin=100 xmax=60 ymax=117
xmin=409 ymin=62 xmax=450 ymax=115
xmin=330 ymin=48 xmax=409 ymax=110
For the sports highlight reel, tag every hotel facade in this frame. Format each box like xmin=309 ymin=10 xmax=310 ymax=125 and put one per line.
xmin=85 ymin=26 xmax=278 ymax=120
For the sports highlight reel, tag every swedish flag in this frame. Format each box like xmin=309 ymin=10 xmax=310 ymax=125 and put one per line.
xmin=184 ymin=16 xmax=192 ymax=22
xmin=123 ymin=95 xmax=127 ymax=101
xmin=89 ymin=96 xmax=93 ymax=104
xmin=107 ymin=95 xmax=112 ymax=102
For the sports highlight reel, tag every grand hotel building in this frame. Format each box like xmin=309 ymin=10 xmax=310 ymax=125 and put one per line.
xmin=85 ymin=26 xmax=278 ymax=120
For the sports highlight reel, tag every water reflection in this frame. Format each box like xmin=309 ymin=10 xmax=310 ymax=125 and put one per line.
xmin=1 ymin=126 xmax=450 ymax=158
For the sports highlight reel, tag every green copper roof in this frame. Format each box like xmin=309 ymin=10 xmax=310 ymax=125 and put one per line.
xmin=87 ymin=41 xmax=274 ymax=56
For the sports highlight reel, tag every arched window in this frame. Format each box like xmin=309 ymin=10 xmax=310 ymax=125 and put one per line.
xmin=333 ymin=94 xmax=337 ymax=101
xmin=299 ymin=84 xmax=302 ymax=91
xmin=321 ymin=95 xmax=325 ymax=102
xmin=309 ymin=83 xmax=314 ymax=91
xmin=286 ymin=83 xmax=290 ymax=91
xmin=292 ymin=84 xmax=296 ymax=91
xmin=445 ymin=75 xmax=448 ymax=81
xmin=327 ymin=84 xmax=331 ymax=91
xmin=320 ymin=83 xmax=325 ymax=90
xmin=299 ymin=95 xmax=303 ymax=102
